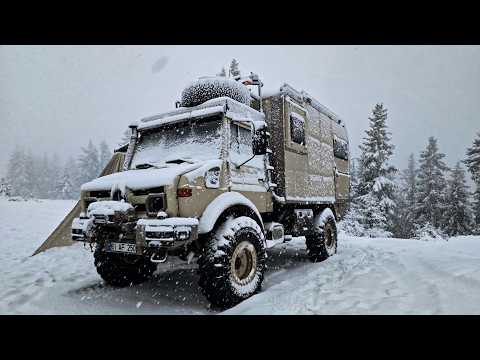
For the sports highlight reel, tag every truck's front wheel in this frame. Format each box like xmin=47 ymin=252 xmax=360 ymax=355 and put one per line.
xmin=94 ymin=249 xmax=157 ymax=287
xmin=198 ymin=216 xmax=266 ymax=309
xmin=305 ymin=208 xmax=338 ymax=262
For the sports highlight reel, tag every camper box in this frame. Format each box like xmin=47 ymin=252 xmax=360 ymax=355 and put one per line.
xmin=261 ymin=84 xmax=350 ymax=218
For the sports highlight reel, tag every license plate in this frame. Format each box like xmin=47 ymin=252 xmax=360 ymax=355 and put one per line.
xmin=108 ymin=242 xmax=136 ymax=254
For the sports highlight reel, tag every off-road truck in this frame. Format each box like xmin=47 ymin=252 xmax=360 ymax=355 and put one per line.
xmin=71 ymin=75 xmax=349 ymax=308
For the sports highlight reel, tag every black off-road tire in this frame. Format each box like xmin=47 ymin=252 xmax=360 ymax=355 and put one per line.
xmin=198 ymin=216 xmax=266 ymax=309
xmin=305 ymin=208 xmax=338 ymax=263
xmin=94 ymin=249 xmax=157 ymax=287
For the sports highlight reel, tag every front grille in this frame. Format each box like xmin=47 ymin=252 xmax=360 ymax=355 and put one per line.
xmin=146 ymin=231 xmax=175 ymax=239
xmin=89 ymin=190 xmax=111 ymax=198
xmin=132 ymin=187 xmax=164 ymax=196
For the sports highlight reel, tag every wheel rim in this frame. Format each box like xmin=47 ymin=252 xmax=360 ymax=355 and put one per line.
xmin=230 ymin=241 xmax=257 ymax=286
xmin=324 ymin=223 xmax=335 ymax=249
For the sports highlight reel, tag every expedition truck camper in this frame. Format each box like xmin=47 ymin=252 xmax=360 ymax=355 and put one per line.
xmin=71 ymin=75 xmax=350 ymax=308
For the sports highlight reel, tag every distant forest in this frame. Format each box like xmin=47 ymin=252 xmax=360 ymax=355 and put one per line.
xmin=0 ymin=140 xmax=112 ymax=200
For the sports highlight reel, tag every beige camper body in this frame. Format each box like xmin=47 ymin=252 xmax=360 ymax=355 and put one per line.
xmin=262 ymin=84 xmax=349 ymax=218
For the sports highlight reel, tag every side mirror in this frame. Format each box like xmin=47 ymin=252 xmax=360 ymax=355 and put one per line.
xmin=252 ymin=127 xmax=268 ymax=155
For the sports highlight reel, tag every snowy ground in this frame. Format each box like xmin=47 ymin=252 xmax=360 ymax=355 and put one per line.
xmin=1 ymin=198 xmax=480 ymax=315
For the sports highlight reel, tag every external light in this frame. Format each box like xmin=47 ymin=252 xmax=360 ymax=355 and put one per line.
xmin=177 ymin=188 xmax=192 ymax=197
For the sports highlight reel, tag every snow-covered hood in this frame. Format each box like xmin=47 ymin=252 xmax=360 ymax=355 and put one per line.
xmin=81 ymin=161 xmax=212 ymax=192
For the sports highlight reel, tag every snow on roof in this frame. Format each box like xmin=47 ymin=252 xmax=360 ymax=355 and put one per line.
xmin=262 ymin=83 xmax=345 ymax=126
xmin=137 ymin=105 xmax=226 ymax=131
xmin=138 ymin=96 xmax=264 ymax=131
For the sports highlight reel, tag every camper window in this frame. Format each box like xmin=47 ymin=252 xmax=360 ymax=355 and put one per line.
xmin=333 ymin=137 xmax=349 ymax=160
xmin=290 ymin=112 xmax=305 ymax=146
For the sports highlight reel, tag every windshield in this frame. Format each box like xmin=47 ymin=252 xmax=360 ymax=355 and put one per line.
xmin=130 ymin=116 xmax=224 ymax=169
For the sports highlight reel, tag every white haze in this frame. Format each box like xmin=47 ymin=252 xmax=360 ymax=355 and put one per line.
xmin=1 ymin=45 xmax=479 ymax=180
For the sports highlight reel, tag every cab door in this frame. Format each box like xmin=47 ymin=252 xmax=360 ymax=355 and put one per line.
xmin=229 ymin=120 xmax=268 ymax=212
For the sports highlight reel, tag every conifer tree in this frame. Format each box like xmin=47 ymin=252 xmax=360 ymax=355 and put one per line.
xmin=0 ymin=177 xmax=12 ymax=197
xmin=444 ymin=162 xmax=472 ymax=236
xmin=78 ymin=140 xmax=100 ymax=185
xmin=56 ymin=159 xmax=76 ymax=199
xmin=217 ymin=67 xmax=226 ymax=77
xmin=6 ymin=147 xmax=25 ymax=197
xmin=392 ymin=154 xmax=417 ymax=238
xmin=415 ymin=137 xmax=449 ymax=230
xmin=464 ymin=131 xmax=480 ymax=231
xmin=48 ymin=153 xmax=61 ymax=199
xmin=355 ymin=103 xmax=397 ymax=235
xmin=229 ymin=59 xmax=241 ymax=78
xmin=99 ymin=140 xmax=111 ymax=170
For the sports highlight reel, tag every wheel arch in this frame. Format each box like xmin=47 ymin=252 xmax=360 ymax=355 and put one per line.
xmin=198 ymin=192 xmax=264 ymax=235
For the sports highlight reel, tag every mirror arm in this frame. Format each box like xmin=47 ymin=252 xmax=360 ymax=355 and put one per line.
xmin=235 ymin=153 xmax=256 ymax=169
xmin=235 ymin=121 xmax=257 ymax=169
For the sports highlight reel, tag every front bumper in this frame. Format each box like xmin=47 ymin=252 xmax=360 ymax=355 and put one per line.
xmin=136 ymin=218 xmax=199 ymax=250
xmin=71 ymin=216 xmax=199 ymax=252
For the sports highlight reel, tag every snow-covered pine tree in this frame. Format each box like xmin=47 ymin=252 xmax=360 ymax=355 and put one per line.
xmin=415 ymin=136 xmax=449 ymax=231
xmin=0 ymin=177 xmax=12 ymax=197
xmin=392 ymin=154 xmax=417 ymax=238
xmin=444 ymin=162 xmax=472 ymax=236
xmin=65 ymin=156 xmax=81 ymax=199
xmin=464 ymin=131 xmax=480 ymax=232
xmin=229 ymin=59 xmax=241 ymax=78
xmin=56 ymin=159 xmax=76 ymax=199
xmin=217 ymin=67 xmax=226 ymax=77
xmin=6 ymin=147 xmax=25 ymax=197
xmin=99 ymin=140 xmax=111 ymax=170
xmin=349 ymin=157 xmax=359 ymax=201
xmin=36 ymin=153 xmax=51 ymax=198
xmin=338 ymin=158 xmax=367 ymax=236
xmin=355 ymin=103 xmax=397 ymax=236
xmin=77 ymin=140 xmax=101 ymax=185
xmin=22 ymin=150 xmax=36 ymax=199
xmin=47 ymin=153 xmax=61 ymax=199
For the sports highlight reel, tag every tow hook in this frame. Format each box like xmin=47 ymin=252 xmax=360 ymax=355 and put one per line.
xmin=150 ymin=251 xmax=168 ymax=263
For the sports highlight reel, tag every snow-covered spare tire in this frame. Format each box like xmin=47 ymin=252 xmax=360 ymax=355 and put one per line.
xmin=198 ymin=216 xmax=266 ymax=309
xmin=180 ymin=77 xmax=251 ymax=107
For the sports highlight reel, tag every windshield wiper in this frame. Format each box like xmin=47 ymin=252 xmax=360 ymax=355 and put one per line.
xmin=164 ymin=157 xmax=195 ymax=164
xmin=135 ymin=162 xmax=157 ymax=169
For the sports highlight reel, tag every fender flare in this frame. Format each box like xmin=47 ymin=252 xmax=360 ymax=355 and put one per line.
xmin=198 ymin=192 xmax=264 ymax=235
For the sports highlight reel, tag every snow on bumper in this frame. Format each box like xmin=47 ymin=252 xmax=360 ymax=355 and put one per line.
xmin=136 ymin=218 xmax=199 ymax=249
xmin=71 ymin=217 xmax=94 ymax=242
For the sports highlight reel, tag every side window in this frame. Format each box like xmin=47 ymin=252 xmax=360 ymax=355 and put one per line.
xmin=290 ymin=112 xmax=305 ymax=146
xmin=230 ymin=122 xmax=253 ymax=163
xmin=333 ymin=137 xmax=349 ymax=160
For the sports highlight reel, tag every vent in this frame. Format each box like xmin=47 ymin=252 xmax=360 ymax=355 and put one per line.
xmin=89 ymin=190 xmax=110 ymax=198
xmin=132 ymin=187 xmax=164 ymax=196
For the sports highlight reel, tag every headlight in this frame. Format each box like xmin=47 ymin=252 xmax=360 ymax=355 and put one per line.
xmin=175 ymin=228 xmax=191 ymax=240
xmin=205 ymin=167 xmax=220 ymax=188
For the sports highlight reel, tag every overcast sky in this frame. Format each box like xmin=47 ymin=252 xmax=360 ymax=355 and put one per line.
xmin=1 ymin=45 xmax=479 ymax=179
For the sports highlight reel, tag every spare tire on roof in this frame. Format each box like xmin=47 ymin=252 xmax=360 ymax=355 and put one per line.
xmin=180 ymin=77 xmax=251 ymax=107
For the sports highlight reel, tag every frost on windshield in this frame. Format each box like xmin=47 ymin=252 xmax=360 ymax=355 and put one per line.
xmin=130 ymin=117 xmax=223 ymax=168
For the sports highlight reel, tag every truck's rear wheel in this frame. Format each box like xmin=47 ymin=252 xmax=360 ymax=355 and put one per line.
xmin=306 ymin=208 xmax=337 ymax=262
xmin=94 ymin=249 xmax=157 ymax=287
xmin=198 ymin=216 xmax=266 ymax=309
